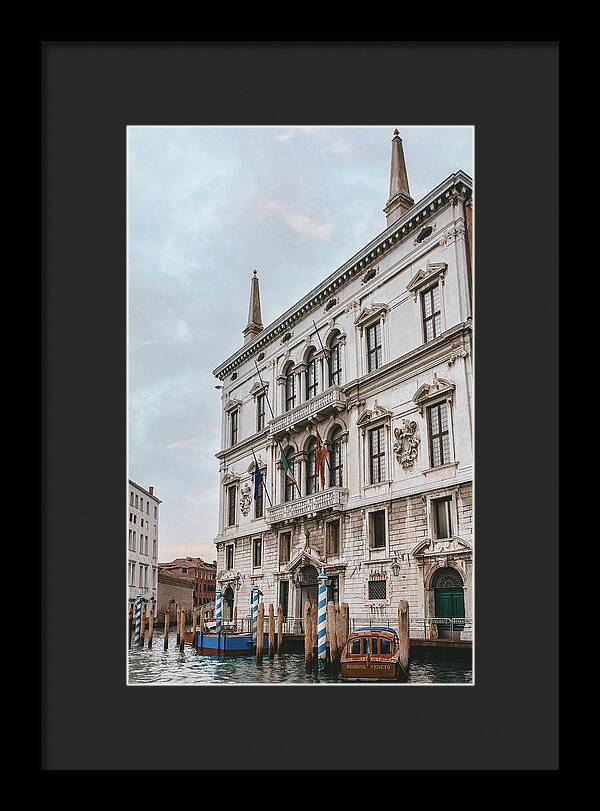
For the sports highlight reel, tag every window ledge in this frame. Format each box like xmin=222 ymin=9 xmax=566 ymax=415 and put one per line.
xmin=422 ymin=461 xmax=459 ymax=475
xmin=363 ymin=480 xmax=392 ymax=491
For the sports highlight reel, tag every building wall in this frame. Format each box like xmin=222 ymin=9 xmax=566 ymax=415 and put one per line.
xmin=156 ymin=575 xmax=194 ymax=622
xmin=128 ymin=480 xmax=160 ymax=610
xmin=212 ymin=170 xmax=473 ymax=637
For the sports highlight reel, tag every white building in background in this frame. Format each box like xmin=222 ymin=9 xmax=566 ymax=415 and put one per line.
xmin=128 ymin=480 xmax=161 ymax=611
xmin=211 ymin=131 xmax=473 ymax=638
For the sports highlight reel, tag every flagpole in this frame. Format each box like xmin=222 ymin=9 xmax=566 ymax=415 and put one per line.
xmin=254 ymin=360 xmax=303 ymax=500
xmin=312 ymin=319 xmax=333 ymax=386
xmin=251 ymin=447 xmax=273 ymax=508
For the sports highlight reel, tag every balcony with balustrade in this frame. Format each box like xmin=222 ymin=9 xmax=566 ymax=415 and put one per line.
xmin=266 ymin=486 xmax=348 ymax=525
xmin=268 ymin=385 xmax=346 ymax=438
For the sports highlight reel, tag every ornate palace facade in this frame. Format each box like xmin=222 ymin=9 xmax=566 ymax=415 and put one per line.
xmin=212 ymin=131 xmax=473 ymax=637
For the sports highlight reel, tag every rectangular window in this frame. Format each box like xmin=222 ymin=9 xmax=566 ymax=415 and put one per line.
xmin=369 ymin=426 xmax=386 ymax=484
xmin=433 ymin=497 xmax=453 ymax=540
xmin=135 ymin=495 xmax=139 ymax=508
xmin=369 ymin=510 xmax=386 ymax=549
xmin=380 ymin=638 xmax=391 ymax=655
xmin=327 ymin=574 xmax=339 ymax=605
xmin=255 ymin=477 xmax=264 ymax=519
xmin=226 ymin=544 xmax=234 ymax=571
xmin=279 ymin=580 xmax=289 ymax=619
xmin=154 ymin=506 xmax=157 ymax=519
xmin=253 ymin=538 xmax=262 ymax=568
xmin=132 ymin=531 xmax=136 ymax=551
xmin=130 ymin=563 xmax=135 ymax=585
xmin=279 ymin=531 xmax=291 ymax=564
xmin=368 ymin=579 xmax=387 ymax=600
xmin=326 ymin=520 xmax=340 ymax=556
xmin=153 ymin=539 xmax=157 ymax=558
xmin=139 ymin=567 xmax=144 ymax=587
xmin=227 ymin=485 xmax=237 ymax=527
xmin=130 ymin=492 xmax=134 ymax=505
xmin=285 ymin=370 xmax=296 ymax=412
xmin=329 ymin=339 xmax=342 ymax=386
xmin=350 ymin=638 xmax=361 ymax=655
xmin=421 ymin=283 xmax=442 ymax=342
xmin=257 ymin=394 xmax=266 ymax=432
xmin=427 ymin=402 xmax=451 ymax=467
xmin=146 ymin=501 xmax=149 ymax=514
xmin=230 ymin=409 xmax=238 ymax=447
xmin=366 ymin=321 xmax=382 ymax=372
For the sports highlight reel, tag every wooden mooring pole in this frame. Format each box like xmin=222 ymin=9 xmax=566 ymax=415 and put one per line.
xmin=268 ymin=604 xmax=275 ymax=657
xmin=304 ymin=601 xmax=313 ymax=669
xmin=179 ymin=609 xmax=185 ymax=652
xmin=192 ymin=606 xmax=197 ymax=645
xmin=128 ymin=604 xmax=133 ymax=647
xmin=326 ymin=601 xmax=337 ymax=666
xmin=233 ymin=606 xmax=237 ymax=632
xmin=176 ymin=607 xmax=180 ymax=645
xmin=398 ymin=599 xmax=410 ymax=674
xmin=256 ymin=602 xmax=265 ymax=661
xmin=148 ymin=607 xmax=154 ymax=649
xmin=200 ymin=606 xmax=205 ymax=634
xmin=163 ymin=611 xmax=169 ymax=650
xmin=140 ymin=603 xmax=146 ymax=648
xmin=277 ymin=604 xmax=283 ymax=653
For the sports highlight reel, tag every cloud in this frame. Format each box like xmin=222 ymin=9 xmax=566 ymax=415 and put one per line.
xmin=140 ymin=339 xmax=159 ymax=347
xmin=261 ymin=199 xmax=332 ymax=241
xmin=275 ymin=126 xmax=321 ymax=142
xmin=166 ymin=438 xmax=202 ymax=450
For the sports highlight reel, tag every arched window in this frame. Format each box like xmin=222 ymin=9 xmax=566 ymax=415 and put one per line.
xmin=285 ymin=364 xmax=296 ymax=412
xmin=306 ymin=437 xmax=318 ymax=495
xmin=306 ymin=348 xmax=318 ymax=400
xmin=329 ymin=333 xmax=342 ymax=386
xmin=284 ymin=447 xmax=296 ymax=503
xmin=329 ymin=426 xmax=343 ymax=487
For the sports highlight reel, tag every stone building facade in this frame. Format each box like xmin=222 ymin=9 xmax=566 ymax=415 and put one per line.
xmin=211 ymin=131 xmax=473 ymax=638
xmin=128 ymin=480 xmax=161 ymax=611
xmin=156 ymin=571 xmax=194 ymax=623
xmin=158 ymin=556 xmax=217 ymax=606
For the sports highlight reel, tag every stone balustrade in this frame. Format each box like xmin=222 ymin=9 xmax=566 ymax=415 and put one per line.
xmin=266 ymin=486 xmax=348 ymax=524
xmin=268 ymin=386 xmax=346 ymax=436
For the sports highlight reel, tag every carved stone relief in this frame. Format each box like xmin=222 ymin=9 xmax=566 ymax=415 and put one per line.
xmin=393 ymin=419 xmax=420 ymax=469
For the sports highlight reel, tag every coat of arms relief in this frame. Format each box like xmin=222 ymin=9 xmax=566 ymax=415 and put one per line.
xmin=239 ymin=483 xmax=252 ymax=516
xmin=393 ymin=419 xmax=420 ymax=469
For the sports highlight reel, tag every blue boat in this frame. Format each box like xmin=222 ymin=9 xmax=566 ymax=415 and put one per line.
xmin=195 ymin=629 xmax=270 ymax=656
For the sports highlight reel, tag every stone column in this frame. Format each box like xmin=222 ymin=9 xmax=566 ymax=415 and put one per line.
xmin=296 ymin=363 xmax=307 ymax=404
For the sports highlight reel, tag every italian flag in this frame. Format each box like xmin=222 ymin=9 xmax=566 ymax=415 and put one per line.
xmin=280 ymin=445 xmax=298 ymax=487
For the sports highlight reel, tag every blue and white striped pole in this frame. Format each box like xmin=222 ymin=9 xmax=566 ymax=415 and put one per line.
xmin=317 ymin=569 xmax=328 ymax=662
xmin=251 ymin=586 xmax=259 ymax=644
xmin=215 ymin=587 xmax=222 ymax=635
xmin=133 ymin=592 xmax=142 ymax=647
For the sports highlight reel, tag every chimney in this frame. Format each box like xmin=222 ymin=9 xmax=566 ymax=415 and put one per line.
xmin=149 ymin=486 xmax=154 ymax=496
xmin=383 ymin=129 xmax=414 ymax=227
xmin=243 ymin=270 xmax=263 ymax=344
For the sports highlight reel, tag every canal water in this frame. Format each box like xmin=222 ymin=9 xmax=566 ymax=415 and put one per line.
xmin=128 ymin=632 xmax=472 ymax=685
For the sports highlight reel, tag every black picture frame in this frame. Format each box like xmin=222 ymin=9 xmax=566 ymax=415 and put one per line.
xmin=41 ymin=41 xmax=559 ymax=771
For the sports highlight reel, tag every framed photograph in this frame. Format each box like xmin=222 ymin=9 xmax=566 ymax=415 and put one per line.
xmin=41 ymin=41 xmax=559 ymax=771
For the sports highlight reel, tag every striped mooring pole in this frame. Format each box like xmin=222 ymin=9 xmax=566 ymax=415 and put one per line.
xmin=317 ymin=570 xmax=328 ymax=662
xmin=215 ymin=587 xmax=222 ymax=635
xmin=133 ymin=592 xmax=142 ymax=648
xmin=251 ymin=586 xmax=259 ymax=645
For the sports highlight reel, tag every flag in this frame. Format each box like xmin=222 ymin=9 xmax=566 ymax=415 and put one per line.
xmin=316 ymin=432 xmax=329 ymax=489
xmin=280 ymin=445 xmax=298 ymax=486
xmin=253 ymin=461 xmax=265 ymax=500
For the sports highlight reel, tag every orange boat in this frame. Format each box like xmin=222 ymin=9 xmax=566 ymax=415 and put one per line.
xmin=340 ymin=626 xmax=408 ymax=682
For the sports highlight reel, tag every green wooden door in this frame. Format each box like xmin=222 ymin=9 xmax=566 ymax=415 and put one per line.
xmin=434 ymin=588 xmax=465 ymax=631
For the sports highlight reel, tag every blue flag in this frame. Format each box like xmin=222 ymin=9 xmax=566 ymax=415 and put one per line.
xmin=253 ymin=461 xmax=264 ymax=500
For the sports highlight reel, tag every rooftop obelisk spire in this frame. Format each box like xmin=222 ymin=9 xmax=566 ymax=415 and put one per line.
xmin=243 ymin=270 xmax=263 ymax=343
xmin=383 ymin=129 xmax=414 ymax=227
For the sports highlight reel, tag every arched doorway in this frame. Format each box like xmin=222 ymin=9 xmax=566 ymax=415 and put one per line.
xmin=297 ymin=564 xmax=319 ymax=616
xmin=432 ymin=567 xmax=465 ymax=638
xmin=223 ymin=587 xmax=234 ymax=620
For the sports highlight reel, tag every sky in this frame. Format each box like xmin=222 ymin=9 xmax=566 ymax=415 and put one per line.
xmin=128 ymin=126 xmax=473 ymax=564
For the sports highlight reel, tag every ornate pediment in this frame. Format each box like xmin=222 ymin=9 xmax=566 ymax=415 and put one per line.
xmin=411 ymin=536 xmax=472 ymax=558
xmin=357 ymin=401 xmax=393 ymax=429
xmin=354 ymin=303 xmax=389 ymax=329
xmin=406 ymin=262 xmax=447 ymax=301
xmin=249 ymin=380 xmax=269 ymax=398
xmin=222 ymin=471 xmax=240 ymax=486
xmin=283 ymin=547 xmax=324 ymax=574
xmin=224 ymin=397 xmax=242 ymax=413
xmin=413 ymin=374 xmax=455 ymax=414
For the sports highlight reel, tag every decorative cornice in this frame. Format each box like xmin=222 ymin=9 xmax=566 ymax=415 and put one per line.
xmin=213 ymin=172 xmax=472 ymax=380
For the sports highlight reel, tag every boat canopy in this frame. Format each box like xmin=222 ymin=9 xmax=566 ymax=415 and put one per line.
xmin=354 ymin=626 xmax=398 ymax=635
